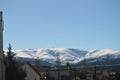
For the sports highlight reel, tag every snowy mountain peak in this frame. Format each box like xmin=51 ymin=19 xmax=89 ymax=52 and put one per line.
xmin=5 ymin=48 xmax=120 ymax=64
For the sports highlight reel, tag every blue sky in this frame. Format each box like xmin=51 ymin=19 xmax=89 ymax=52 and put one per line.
xmin=0 ymin=0 xmax=120 ymax=50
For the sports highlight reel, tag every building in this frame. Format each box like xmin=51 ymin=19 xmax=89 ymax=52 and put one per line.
xmin=0 ymin=11 xmax=5 ymax=80
xmin=22 ymin=62 xmax=42 ymax=80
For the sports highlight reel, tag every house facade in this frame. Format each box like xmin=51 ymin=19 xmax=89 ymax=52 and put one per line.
xmin=22 ymin=62 xmax=41 ymax=80
xmin=0 ymin=11 xmax=5 ymax=80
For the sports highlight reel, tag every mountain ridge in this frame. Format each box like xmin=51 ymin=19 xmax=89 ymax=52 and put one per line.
xmin=4 ymin=48 xmax=120 ymax=65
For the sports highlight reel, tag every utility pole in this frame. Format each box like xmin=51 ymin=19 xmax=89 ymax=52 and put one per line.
xmin=93 ymin=65 xmax=96 ymax=80
xmin=0 ymin=11 xmax=5 ymax=80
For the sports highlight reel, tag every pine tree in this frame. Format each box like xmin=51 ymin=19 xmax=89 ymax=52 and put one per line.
xmin=5 ymin=43 xmax=17 ymax=80
xmin=5 ymin=43 xmax=26 ymax=80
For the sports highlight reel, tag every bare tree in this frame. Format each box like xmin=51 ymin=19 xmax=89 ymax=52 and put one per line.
xmin=55 ymin=53 xmax=61 ymax=80
xmin=105 ymin=54 xmax=111 ymax=80
xmin=56 ymin=53 xmax=60 ymax=67
xmin=80 ymin=58 xmax=87 ymax=79
xmin=34 ymin=57 xmax=41 ymax=72
xmin=82 ymin=58 xmax=88 ymax=73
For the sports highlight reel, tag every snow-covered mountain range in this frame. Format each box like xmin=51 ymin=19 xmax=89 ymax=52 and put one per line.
xmin=7 ymin=48 xmax=120 ymax=65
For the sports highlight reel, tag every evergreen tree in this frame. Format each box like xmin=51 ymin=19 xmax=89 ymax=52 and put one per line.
xmin=5 ymin=43 xmax=17 ymax=80
xmin=66 ymin=62 xmax=71 ymax=69
xmin=5 ymin=43 xmax=26 ymax=80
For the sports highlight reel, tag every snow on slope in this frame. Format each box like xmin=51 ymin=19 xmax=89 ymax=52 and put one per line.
xmin=12 ymin=48 xmax=88 ymax=64
xmin=8 ymin=48 xmax=120 ymax=64
xmin=85 ymin=49 xmax=120 ymax=59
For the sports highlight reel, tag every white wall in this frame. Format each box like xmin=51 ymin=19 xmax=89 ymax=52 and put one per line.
xmin=22 ymin=63 xmax=40 ymax=80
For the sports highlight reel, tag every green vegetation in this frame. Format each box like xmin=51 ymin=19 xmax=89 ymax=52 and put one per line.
xmin=4 ymin=44 xmax=26 ymax=80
